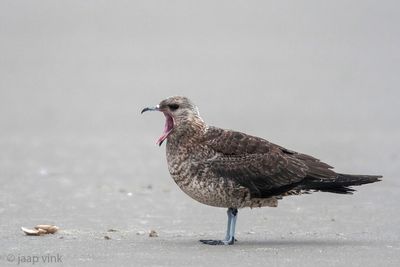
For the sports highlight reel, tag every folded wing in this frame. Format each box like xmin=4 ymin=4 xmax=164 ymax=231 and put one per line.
xmin=203 ymin=127 xmax=339 ymax=198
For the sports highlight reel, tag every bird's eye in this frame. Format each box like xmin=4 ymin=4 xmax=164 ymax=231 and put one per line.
xmin=168 ymin=104 xmax=179 ymax=111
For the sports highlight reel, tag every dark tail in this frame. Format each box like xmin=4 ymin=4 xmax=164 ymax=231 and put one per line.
xmin=300 ymin=174 xmax=382 ymax=194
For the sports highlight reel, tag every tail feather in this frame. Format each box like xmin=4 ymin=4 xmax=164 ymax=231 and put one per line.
xmin=300 ymin=173 xmax=382 ymax=194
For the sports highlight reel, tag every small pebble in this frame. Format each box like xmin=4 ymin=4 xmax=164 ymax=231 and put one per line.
xmin=149 ymin=230 xmax=158 ymax=237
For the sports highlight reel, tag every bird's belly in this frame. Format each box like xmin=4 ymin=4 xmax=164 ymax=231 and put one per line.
xmin=171 ymin=173 xmax=247 ymax=208
xmin=170 ymin=172 xmax=277 ymax=209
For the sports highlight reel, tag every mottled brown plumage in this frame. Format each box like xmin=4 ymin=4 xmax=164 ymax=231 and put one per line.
xmin=142 ymin=96 xmax=382 ymax=245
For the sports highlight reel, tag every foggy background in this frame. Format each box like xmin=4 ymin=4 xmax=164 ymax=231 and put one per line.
xmin=0 ymin=1 xmax=399 ymax=266
xmin=1 ymin=0 xmax=399 ymax=173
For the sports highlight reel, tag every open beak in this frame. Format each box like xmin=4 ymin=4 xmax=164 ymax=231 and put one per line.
xmin=141 ymin=105 xmax=160 ymax=114
xmin=141 ymin=104 xmax=174 ymax=147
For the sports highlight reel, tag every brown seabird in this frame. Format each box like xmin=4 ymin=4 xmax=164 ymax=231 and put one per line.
xmin=141 ymin=96 xmax=382 ymax=245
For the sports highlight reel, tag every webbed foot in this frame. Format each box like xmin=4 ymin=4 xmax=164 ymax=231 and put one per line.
xmin=199 ymin=238 xmax=236 ymax=245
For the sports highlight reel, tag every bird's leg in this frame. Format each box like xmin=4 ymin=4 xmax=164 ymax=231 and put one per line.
xmin=224 ymin=208 xmax=232 ymax=240
xmin=200 ymin=208 xmax=238 ymax=245
xmin=228 ymin=208 xmax=238 ymax=243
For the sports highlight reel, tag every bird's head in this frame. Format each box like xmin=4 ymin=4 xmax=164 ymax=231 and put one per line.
xmin=141 ymin=96 xmax=205 ymax=146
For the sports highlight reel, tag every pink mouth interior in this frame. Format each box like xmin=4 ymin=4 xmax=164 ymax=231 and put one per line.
xmin=156 ymin=113 xmax=174 ymax=145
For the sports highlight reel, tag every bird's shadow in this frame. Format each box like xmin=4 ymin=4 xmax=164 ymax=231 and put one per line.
xmin=170 ymin=238 xmax=370 ymax=248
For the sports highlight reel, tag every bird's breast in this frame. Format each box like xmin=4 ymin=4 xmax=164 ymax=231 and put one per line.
xmin=165 ymin=144 xmax=248 ymax=208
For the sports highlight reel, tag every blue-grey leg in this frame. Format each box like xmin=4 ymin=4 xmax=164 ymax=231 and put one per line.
xmin=224 ymin=208 xmax=232 ymax=240
xmin=200 ymin=208 xmax=238 ymax=245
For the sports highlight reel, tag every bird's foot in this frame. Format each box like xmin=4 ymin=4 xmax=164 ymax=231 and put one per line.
xmin=199 ymin=238 xmax=237 ymax=245
xmin=200 ymin=239 xmax=228 ymax=245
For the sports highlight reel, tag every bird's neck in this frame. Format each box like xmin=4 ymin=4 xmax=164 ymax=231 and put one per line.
xmin=168 ymin=115 xmax=207 ymax=146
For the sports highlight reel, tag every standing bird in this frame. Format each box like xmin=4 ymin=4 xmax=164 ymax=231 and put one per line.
xmin=141 ymin=96 xmax=381 ymax=245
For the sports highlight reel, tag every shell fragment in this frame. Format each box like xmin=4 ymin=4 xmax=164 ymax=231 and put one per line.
xmin=21 ymin=225 xmax=59 ymax=236
xmin=34 ymin=225 xmax=59 ymax=234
